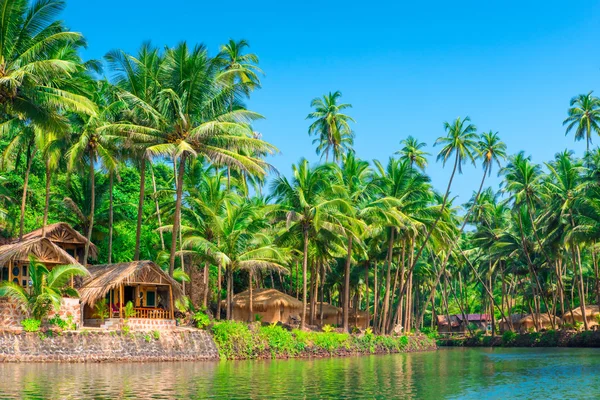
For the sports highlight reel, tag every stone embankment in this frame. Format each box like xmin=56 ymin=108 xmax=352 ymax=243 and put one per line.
xmin=0 ymin=329 xmax=219 ymax=362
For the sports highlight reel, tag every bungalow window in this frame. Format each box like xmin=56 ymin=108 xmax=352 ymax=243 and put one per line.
xmin=145 ymin=290 xmax=156 ymax=307
xmin=0 ymin=265 xmax=8 ymax=281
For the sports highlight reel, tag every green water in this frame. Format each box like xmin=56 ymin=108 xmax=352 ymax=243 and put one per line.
xmin=1 ymin=348 xmax=599 ymax=399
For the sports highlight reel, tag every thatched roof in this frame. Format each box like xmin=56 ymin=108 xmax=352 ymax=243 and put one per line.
xmin=313 ymin=302 xmax=341 ymax=318
xmin=22 ymin=222 xmax=97 ymax=259
xmin=499 ymin=313 xmax=526 ymax=324
xmin=79 ymin=261 xmax=183 ymax=306
xmin=564 ymin=305 xmax=600 ymax=322
xmin=0 ymin=238 xmax=82 ymax=266
xmin=519 ymin=313 xmax=562 ymax=325
xmin=231 ymin=288 xmax=303 ymax=312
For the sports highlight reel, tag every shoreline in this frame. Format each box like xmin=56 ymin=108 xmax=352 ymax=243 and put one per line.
xmin=0 ymin=323 xmax=437 ymax=363
xmin=437 ymin=330 xmax=600 ymax=348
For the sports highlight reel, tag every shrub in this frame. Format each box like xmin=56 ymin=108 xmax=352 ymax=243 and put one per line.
xmin=502 ymin=330 xmax=517 ymax=345
xmin=259 ymin=323 xmax=300 ymax=357
xmin=152 ymin=330 xmax=160 ymax=340
xmin=122 ymin=325 xmax=131 ymax=335
xmin=21 ymin=318 xmax=41 ymax=332
xmin=322 ymin=324 xmax=334 ymax=333
xmin=124 ymin=301 xmax=136 ymax=319
xmin=144 ymin=333 xmax=152 ymax=342
xmin=94 ymin=299 xmax=110 ymax=322
xmin=193 ymin=311 xmax=211 ymax=329
xmin=254 ymin=314 xmax=263 ymax=323
xmin=48 ymin=315 xmax=76 ymax=331
xmin=211 ymin=321 xmax=255 ymax=359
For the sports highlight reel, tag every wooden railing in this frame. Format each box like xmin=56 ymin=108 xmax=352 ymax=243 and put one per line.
xmin=133 ymin=307 xmax=170 ymax=319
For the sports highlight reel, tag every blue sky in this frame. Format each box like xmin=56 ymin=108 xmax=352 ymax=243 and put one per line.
xmin=62 ymin=0 xmax=600 ymax=203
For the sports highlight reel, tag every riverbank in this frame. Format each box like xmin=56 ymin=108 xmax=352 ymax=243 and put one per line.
xmin=0 ymin=322 xmax=436 ymax=362
xmin=438 ymin=330 xmax=600 ymax=348
xmin=209 ymin=321 xmax=436 ymax=360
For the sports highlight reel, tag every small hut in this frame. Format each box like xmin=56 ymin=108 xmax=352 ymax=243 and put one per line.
xmin=0 ymin=238 xmax=82 ymax=289
xmin=518 ymin=313 xmax=562 ymax=332
xmin=309 ymin=302 xmax=341 ymax=326
xmin=22 ymin=222 xmax=97 ymax=264
xmin=499 ymin=313 xmax=526 ymax=332
xmin=230 ymin=288 xmax=303 ymax=324
xmin=563 ymin=305 xmax=600 ymax=328
xmin=436 ymin=315 xmax=463 ymax=333
xmin=348 ymin=308 xmax=369 ymax=330
xmin=79 ymin=261 xmax=183 ymax=326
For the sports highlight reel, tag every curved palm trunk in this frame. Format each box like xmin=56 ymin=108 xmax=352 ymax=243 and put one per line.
xmin=83 ymin=153 xmax=95 ymax=264
xmin=134 ymin=158 xmax=146 ymax=261
xmin=108 ymin=171 xmax=114 ymax=264
xmin=342 ymin=235 xmax=353 ymax=332
xmin=169 ymin=155 xmax=187 ymax=276
xmin=42 ymin=163 xmax=51 ymax=236
xmin=18 ymin=144 xmax=34 ymax=241
xmin=216 ymin=262 xmax=222 ymax=320
xmin=248 ymin=269 xmax=253 ymax=322
xmin=301 ymin=228 xmax=309 ymax=329
xmin=364 ymin=261 xmax=370 ymax=327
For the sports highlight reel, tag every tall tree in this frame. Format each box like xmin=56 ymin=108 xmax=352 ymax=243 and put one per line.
xmin=564 ymin=92 xmax=600 ymax=153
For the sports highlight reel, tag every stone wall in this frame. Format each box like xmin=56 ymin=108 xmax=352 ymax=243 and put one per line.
xmin=0 ymin=298 xmax=25 ymax=330
xmin=0 ymin=297 xmax=81 ymax=331
xmin=83 ymin=318 xmax=177 ymax=331
xmin=0 ymin=330 xmax=219 ymax=362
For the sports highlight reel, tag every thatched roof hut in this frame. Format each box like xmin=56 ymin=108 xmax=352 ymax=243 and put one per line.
xmin=499 ymin=313 xmax=526 ymax=332
xmin=563 ymin=305 xmax=600 ymax=326
xmin=79 ymin=261 xmax=183 ymax=307
xmin=230 ymin=288 xmax=303 ymax=324
xmin=22 ymin=222 xmax=97 ymax=260
xmin=0 ymin=237 xmax=81 ymax=266
xmin=518 ymin=313 xmax=562 ymax=332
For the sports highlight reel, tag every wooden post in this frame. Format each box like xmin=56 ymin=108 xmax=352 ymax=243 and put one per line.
xmin=119 ymin=284 xmax=123 ymax=319
xmin=169 ymin=285 xmax=174 ymax=320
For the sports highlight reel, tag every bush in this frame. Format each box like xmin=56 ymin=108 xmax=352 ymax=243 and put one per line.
xmin=152 ymin=330 xmax=160 ymax=340
xmin=211 ymin=321 xmax=255 ymax=359
xmin=259 ymin=324 xmax=300 ymax=357
xmin=124 ymin=301 xmax=136 ymax=319
xmin=21 ymin=318 xmax=41 ymax=332
xmin=48 ymin=315 xmax=76 ymax=331
xmin=502 ymin=330 xmax=517 ymax=345
xmin=192 ymin=311 xmax=211 ymax=329
xmin=94 ymin=299 xmax=109 ymax=322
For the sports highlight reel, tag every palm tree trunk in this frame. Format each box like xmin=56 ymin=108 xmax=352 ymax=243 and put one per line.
xmin=364 ymin=261 xmax=370 ymax=327
xmin=248 ymin=269 xmax=253 ymax=322
xmin=342 ymin=235 xmax=353 ymax=332
xmin=216 ymin=263 xmax=222 ymax=320
xmin=373 ymin=261 xmax=379 ymax=329
xmin=42 ymin=163 xmax=51 ymax=236
xmin=309 ymin=262 xmax=317 ymax=325
xmin=380 ymin=228 xmax=395 ymax=333
xmin=134 ymin=158 xmax=146 ymax=261
xmin=202 ymin=261 xmax=209 ymax=308
xmin=83 ymin=152 xmax=95 ymax=264
xmin=150 ymin=163 xmax=165 ymax=250
xmin=301 ymin=228 xmax=309 ymax=329
xmin=108 ymin=171 xmax=114 ymax=264
xmin=18 ymin=144 xmax=34 ymax=241
xmin=169 ymin=155 xmax=187 ymax=276
xmin=574 ymin=244 xmax=589 ymax=330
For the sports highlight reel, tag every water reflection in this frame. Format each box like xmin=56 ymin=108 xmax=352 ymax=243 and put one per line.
xmin=1 ymin=348 xmax=600 ymax=399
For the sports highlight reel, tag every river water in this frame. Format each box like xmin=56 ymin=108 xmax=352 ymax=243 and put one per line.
xmin=1 ymin=348 xmax=599 ymax=399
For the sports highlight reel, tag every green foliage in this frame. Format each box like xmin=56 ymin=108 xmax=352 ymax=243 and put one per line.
xmin=144 ymin=334 xmax=152 ymax=343
xmin=193 ymin=311 xmax=211 ymax=329
xmin=254 ymin=314 xmax=263 ymax=323
xmin=21 ymin=319 xmax=41 ymax=332
xmin=122 ymin=325 xmax=131 ymax=335
xmin=94 ymin=299 xmax=110 ymax=322
xmin=259 ymin=324 xmax=300 ymax=357
xmin=124 ymin=302 xmax=136 ymax=319
xmin=211 ymin=321 xmax=255 ymax=359
xmin=152 ymin=330 xmax=160 ymax=340
xmin=47 ymin=315 xmax=75 ymax=331
xmin=502 ymin=330 xmax=517 ymax=345
xmin=322 ymin=324 xmax=334 ymax=333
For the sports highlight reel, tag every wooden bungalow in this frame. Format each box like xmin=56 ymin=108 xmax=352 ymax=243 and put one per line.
xmin=436 ymin=314 xmax=463 ymax=333
xmin=22 ymin=222 xmax=97 ymax=264
xmin=311 ymin=302 xmax=341 ymax=326
xmin=79 ymin=261 xmax=183 ymax=326
xmin=518 ymin=313 xmax=562 ymax=332
xmin=230 ymin=288 xmax=303 ymax=324
xmin=0 ymin=238 xmax=82 ymax=289
xmin=562 ymin=305 xmax=600 ymax=328
xmin=437 ymin=313 xmax=490 ymax=333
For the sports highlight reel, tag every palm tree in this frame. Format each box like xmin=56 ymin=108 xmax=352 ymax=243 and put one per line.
xmin=563 ymin=92 xmax=600 ymax=153
xmin=104 ymin=43 xmax=276 ymax=276
xmin=67 ymin=81 xmax=122 ymax=264
xmin=306 ymin=91 xmax=355 ymax=163
xmin=396 ymin=136 xmax=429 ymax=170
xmin=272 ymin=159 xmax=346 ymax=329
xmin=0 ymin=257 xmax=88 ymax=320
xmin=399 ymin=117 xmax=479 ymax=304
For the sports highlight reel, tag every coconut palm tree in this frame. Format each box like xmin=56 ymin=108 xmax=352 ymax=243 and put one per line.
xmin=272 ymin=159 xmax=348 ymax=328
xmin=396 ymin=136 xmax=429 ymax=171
xmin=306 ymin=91 xmax=355 ymax=163
xmin=563 ymin=92 xmax=600 ymax=153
